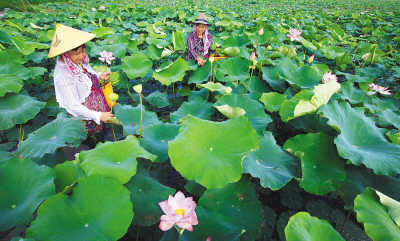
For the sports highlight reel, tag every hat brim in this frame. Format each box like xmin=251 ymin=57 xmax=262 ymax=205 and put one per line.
xmin=193 ymin=20 xmax=210 ymax=25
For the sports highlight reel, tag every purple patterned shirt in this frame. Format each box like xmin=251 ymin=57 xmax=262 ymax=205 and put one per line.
xmin=186 ymin=31 xmax=213 ymax=61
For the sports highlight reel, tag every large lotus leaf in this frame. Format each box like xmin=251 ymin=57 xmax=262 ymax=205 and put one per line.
xmin=0 ymin=158 xmax=55 ymax=231
xmin=378 ymin=109 xmax=400 ymax=130
xmin=354 ymin=188 xmax=400 ymax=241
xmin=285 ymin=212 xmax=345 ymax=241
xmin=280 ymin=80 xmax=340 ymax=122
xmin=126 ymin=169 xmax=175 ymax=226
xmin=139 ymin=123 xmax=180 ymax=162
xmin=188 ymin=61 xmax=211 ymax=84
xmin=319 ymin=101 xmax=400 ymax=176
xmin=54 ymin=161 xmax=85 ymax=192
xmin=92 ymin=27 xmax=115 ymax=38
xmin=262 ymin=66 xmax=287 ymax=92
xmin=198 ymin=81 xmax=231 ymax=94
xmin=183 ymin=180 xmax=262 ymax=241
xmin=170 ymin=97 xmax=214 ymax=122
xmin=283 ymin=133 xmax=346 ymax=195
xmin=121 ymin=54 xmax=153 ymax=79
xmin=0 ymin=94 xmax=45 ymax=130
xmin=215 ymin=56 xmax=250 ymax=83
xmin=145 ymin=91 xmax=169 ymax=108
xmin=114 ymin=103 xmax=160 ymax=135
xmin=270 ymin=57 xmax=328 ymax=88
xmin=172 ymin=31 xmax=186 ymax=51
xmin=339 ymin=166 xmax=400 ymax=208
xmin=387 ymin=131 xmax=400 ymax=146
xmin=215 ymin=104 xmax=246 ymax=118
xmin=338 ymin=81 xmax=370 ymax=104
xmin=243 ymin=132 xmax=298 ymax=191
xmin=26 ymin=176 xmax=133 ymax=241
xmin=10 ymin=37 xmax=38 ymax=56
xmin=215 ymin=94 xmax=272 ymax=133
xmin=375 ymin=190 xmax=400 ymax=226
xmin=169 ymin=115 xmax=258 ymax=189
xmin=18 ymin=114 xmax=86 ymax=159
xmin=0 ymin=74 xmax=23 ymax=97
xmin=259 ymin=92 xmax=287 ymax=112
xmin=79 ymin=135 xmax=156 ymax=184
xmin=145 ymin=44 xmax=163 ymax=60
xmin=153 ymin=58 xmax=189 ymax=86
xmin=320 ymin=45 xmax=345 ymax=59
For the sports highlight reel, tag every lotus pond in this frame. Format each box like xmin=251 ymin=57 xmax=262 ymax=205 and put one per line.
xmin=0 ymin=0 xmax=400 ymax=240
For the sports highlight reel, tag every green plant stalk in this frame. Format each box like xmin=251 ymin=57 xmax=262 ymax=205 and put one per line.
xmin=139 ymin=93 xmax=143 ymax=138
xmin=17 ymin=124 xmax=24 ymax=149
xmin=248 ymin=67 xmax=254 ymax=93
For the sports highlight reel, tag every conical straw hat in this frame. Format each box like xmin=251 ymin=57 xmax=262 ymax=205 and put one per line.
xmin=48 ymin=24 xmax=96 ymax=58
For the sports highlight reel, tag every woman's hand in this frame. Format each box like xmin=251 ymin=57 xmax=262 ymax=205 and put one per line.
xmin=196 ymin=56 xmax=206 ymax=66
xmin=100 ymin=71 xmax=111 ymax=81
xmin=100 ymin=112 xmax=114 ymax=122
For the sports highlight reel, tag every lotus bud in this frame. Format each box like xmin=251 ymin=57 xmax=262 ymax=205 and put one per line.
xmin=307 ymin=54 xmax=315 ymax=64
xmin=225 ymin=87 xmax=232 ymax=94
xmin=362 ymin=53 xmax=370 ymax=61
xmin=209 ymin=56 xmax=214 ymax=63
xmin=250 ymin=51 xmax=256 ymax=61
xmin=258 ymin=27 xmax=264 ymax=36
xmin=108 ymin=93 xmax=119 ymax=102
xmin=133 ymin=84 xmax=142 ymax=94
xmin=267 ymin=45 xmax=272 ymax=50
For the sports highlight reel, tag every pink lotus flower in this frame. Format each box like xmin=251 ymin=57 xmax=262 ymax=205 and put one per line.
xmin=258 ymin=27 xmax=264 ymax=36
xmin=98 ymin=50 xmax=115 ymax=65
xmin=206 ymin=237 xmax=212 ymax=241
xmin=99 ymin=5 xmax=106 ymax=10
xmin=322 ymin=71 xmax=338 ymax=84
xmin=158 ymin=191 xmax=198 ymax=232
xmin=368 ymin=83 xmax=391 ymax=95
xmin=362 ymin=53 xmax=370 ymax=61
xmin=287 ymin=28 xmax=302 ymax=41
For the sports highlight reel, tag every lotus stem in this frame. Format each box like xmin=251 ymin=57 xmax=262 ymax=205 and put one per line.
xmin=139 ymin=93 xmax=143 ymax=138
xmin=18 ymin=124 xmax=24 ymax=149
xmin=248 ymin=68 xmax=254 ymax=93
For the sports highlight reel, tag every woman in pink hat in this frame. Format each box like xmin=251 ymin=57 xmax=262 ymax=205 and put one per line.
xmin=187 ymin=13 xmax=213 ymax=66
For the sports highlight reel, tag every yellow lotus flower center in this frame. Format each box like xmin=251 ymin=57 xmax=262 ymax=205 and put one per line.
xmin=175 ymin=208 xmax=185 ymax=216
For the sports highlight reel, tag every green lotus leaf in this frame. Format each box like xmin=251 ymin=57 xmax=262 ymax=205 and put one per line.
xmin=18 ymin=113 xmax=86 ymax=159
xmin=168 ymin=115 xmax=258 ymax=189
xmin=223 ymin=46 xmax=240 ymax=57
xmin=215 ymin=94 xmax=272 ymax=133
xmin=145 ymin=44 xmax=163 ymax=60
xmin=375 ymin=190 xmax=400 ymax=226
xmin=0 ymin=158 xmax=55 ymax=231
xmin=259 ymin=92 xmax=287 ymax=112
xmin=11 ymin=237 xmax=35 ymax=241
xmin=379 ymin=109 xmax=400 ymax=130
xmin=170 ymin=97 xmax=214 ymax=122
xmin=319 ymin=101 xmax=400 ymax=176
xmin=320 ymin=45 xmax=345 ymax=59
xmin=26 ymin=176 xmax=133 ymax=241
xmin=338 ymin=81 xmax=370 ymax=104
xmin=183 ymin=179 xmax=262 ymax=241
xmin=354 ymin=188 xmax=400 ymax=241
xmin=387 ymin=131 xmax=400 ymax=146
xmin=0 ymin=74 xmax=23 ymax=97
xmin=153 ymin=58 xmax=189 ymax=86
xmin=188 ymin=60 xmax=211 ymax=84
xmin=139 ymin=123 xmax=180 ymax=162
xmin=79 ymin=135 xmax=156 ymax=184
xmin=337 ymin=71 xmax=373 ymax=83
xmin=285 ymin=212 xmax=345 ymax=241
xmin=215 ymin=56 xmax=250 ymax=83
xmin=198 ymin=81 xmax=231 ymax=93
xmin=268 ymin=57 xmax=329 ymax=88
xmin=145 ymin=91 xmax=169 ymax=108
xmin=284 ymin=132 xmax=346 ymax=195
xmin=54 ymin=161 xmax=85 ymax=192
xmin=280 ymin=80 xmax=341 ymax=122
xmin=126 ymin=169 xmax=175 ymax=226
xmin=0 ymin=151 xmax=13 ymax=162
xmin=92 ymin=27 xmax=115 ymax=38
xmin=172 ymin=31 xmax=186 ymax=51
xmin=243 ymin=132 xmax=298 ymax=191
xmin=0 ymin=94 xmax=45 ymax=130
xmin=339 ymin=166 xmax=400 ymax=208
xmin=262 ymin=66 xmax=287 ymax=92
xmin=114 ymin=103 xmax=160 ymax=135
xmin=121 ymin=53 xmax=153 ymax=79
xmin=10 ymin=37 xmax=43 ymax=56
xmin=215 ymin=104 xmax=246 ymax=118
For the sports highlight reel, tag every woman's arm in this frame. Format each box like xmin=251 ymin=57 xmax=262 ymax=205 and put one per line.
xmin=187 ymin=33 xmax=199 ymax=59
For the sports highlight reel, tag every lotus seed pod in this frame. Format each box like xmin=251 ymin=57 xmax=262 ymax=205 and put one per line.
xmin=209 ymin=56 xmax=215 ymax=63
xmin=133 ymin=84 xmax=142 ymax=94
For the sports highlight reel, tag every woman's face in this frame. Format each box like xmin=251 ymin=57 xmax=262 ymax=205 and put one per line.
xmin=68 ymin=46 xmax=86 ymax=65
xmin=196 ymin=24 xmax=206 ymax=37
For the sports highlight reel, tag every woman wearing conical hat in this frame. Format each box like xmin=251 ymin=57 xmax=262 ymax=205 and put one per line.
xmin=48 ymin=24 xmax=113 ymax=133
xmin=187 ymin=13 xmax=213 ymax=66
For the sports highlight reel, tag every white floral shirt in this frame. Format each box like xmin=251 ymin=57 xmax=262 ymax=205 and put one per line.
xmin=53 ymin=57 xmax=102 ymax=124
